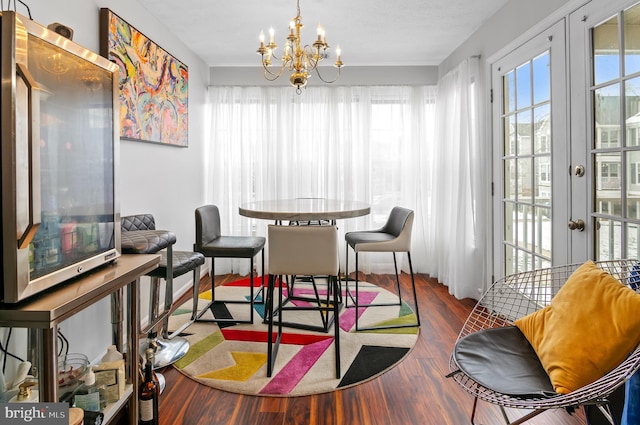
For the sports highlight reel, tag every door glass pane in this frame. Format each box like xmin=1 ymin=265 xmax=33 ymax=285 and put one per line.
xmin=535 ymin=207 xmax=551 ymax=256
xmin=596 ymin=217 xmax=622 ymax=259
xmin=625 ymin=77 xmax=640 ymax=127
xmin=504 ymin=70 xmax=516 ymax=114
xmin=624 ymin=4 xmax=640 ymax=76
xmin=533 ymin=52 xmax=551 ymax=104
xmin=505 ymin=159 xmax=516 ymax=200
xmin=517 ymin=110 xmax=532 ymax=155
xmin=535 ymin=156 xmax=551 ymax=204
xmin=627 ymin=151 xmax=640 ymax=218
xmin=505 ymin=245 xmax=516 ymax=276
xmin=594 ymin=15 xmax=620 ymax=85
xmin=534 ymin=104 xmax=551 ymax=153
xmin=596 ymin=152 xmax=622 ymax=194
xmin=518 ymin=205 xmax=534 ymax=249
xmin=517 ymin=157 xmax=532 ymax=200
xmin=505 ymin=115 xmax=516 ymax=155
xmin=516 ymin=62 xmax=532 ymax=110
xmin=628 ymin=222 xmax=640 ymax=259
xmin=505 ymin=202 xmax=516 ymax=244
xmin=595 ymin=84 xmax=621 ymax=149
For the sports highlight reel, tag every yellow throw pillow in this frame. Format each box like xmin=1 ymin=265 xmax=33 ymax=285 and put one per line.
xmin=515 ymin=260 xmax=640 ymax=394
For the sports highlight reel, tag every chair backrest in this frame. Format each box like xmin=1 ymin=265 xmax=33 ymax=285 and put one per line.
xmin=268 ymin=225 xmax=339 ymax=277
xmin=121 ymin=214 xmax=156 ymax=231
xmin=195 ymin=205 xmax=222 ymax=248
xmin=380 ymin=206 xmax=414 ymax=252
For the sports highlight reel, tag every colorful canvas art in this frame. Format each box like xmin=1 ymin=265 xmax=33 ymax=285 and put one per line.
xmin=99 ymin=9 xmax=188 ymax=147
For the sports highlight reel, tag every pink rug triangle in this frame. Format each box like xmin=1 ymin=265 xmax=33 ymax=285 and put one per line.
xmin=259 ymin=338 xmax=333 ymax=394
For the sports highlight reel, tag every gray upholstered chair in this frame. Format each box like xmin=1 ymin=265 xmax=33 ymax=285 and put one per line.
xmin=344 ymin=206 xmax=420 ymax=331
xmin=121 ymin=213 xmax=205 ymax=369
xmin=194 ymin=205 xmax=265 ymax=324
xmin=266 ymin=224 xmax=341 ymax=378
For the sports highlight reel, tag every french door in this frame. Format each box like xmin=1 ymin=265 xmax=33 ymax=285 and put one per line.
xmin=492 ymin=20 xmax=569 ymax=277
xmin=570 ymin=0 xmax=640 ymax=261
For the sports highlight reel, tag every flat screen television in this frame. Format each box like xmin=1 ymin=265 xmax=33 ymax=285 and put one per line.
xmin=0 ymin=11 xmax=120 ymax=303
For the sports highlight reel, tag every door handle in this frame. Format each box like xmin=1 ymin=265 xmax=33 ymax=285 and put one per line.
xmin=568 ymin=219 xmax=585 ymax=231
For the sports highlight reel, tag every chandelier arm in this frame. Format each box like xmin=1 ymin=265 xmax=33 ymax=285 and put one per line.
xmin=262 ymin=60 xmax=288 ymax=81
xmin=302 ymin=45 xmax=324 ymax=69
xmin=314 ymin=65 xmax=341 ymax=84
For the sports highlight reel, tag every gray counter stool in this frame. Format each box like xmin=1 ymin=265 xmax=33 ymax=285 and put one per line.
xmin=194 ymin=205 xmax=265 ymax=324
xmin=121 ymin=214 xmax=205 ymax=370
xmin=344 ymin=206 xmax=420 ymax=331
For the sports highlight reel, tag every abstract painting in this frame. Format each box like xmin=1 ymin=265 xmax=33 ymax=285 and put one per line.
xmin=99 ymin=8 xmax=188 ymax=147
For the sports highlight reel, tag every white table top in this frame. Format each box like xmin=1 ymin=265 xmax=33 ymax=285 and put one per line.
xmin=239 ymin=198 xmax=370 ymax=221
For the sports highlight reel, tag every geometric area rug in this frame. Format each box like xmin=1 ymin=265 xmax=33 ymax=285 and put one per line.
xmin=167 ymin=277 xmax=419 ymax=397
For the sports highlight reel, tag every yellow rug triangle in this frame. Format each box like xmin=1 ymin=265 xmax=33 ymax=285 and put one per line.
xmin=198 ymin=352 xmax=267 ymax=381
xmin=358 ymin=313 xmax=420 ymax=334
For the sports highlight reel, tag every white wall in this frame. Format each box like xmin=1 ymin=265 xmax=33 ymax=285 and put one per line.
xmin=3 ymin=0 xmax=209 ymax=371
xmin=210 ymin=65 xmax=440 ymax=86
xmin=439 ymin=0 xmax=575 ymax=77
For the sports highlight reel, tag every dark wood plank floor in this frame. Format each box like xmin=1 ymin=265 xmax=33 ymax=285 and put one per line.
xmin=156 ymin=273 xmax=587 ymax=425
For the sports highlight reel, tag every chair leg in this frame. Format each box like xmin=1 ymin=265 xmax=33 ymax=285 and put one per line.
xmin=167 ymin=265 xmax=202 ymax=338
xmin=392 ymin=252 xmax=403 ymax=306
xmin=353 ymin=250 xmax=420 ymax=332
xmin=267 ymin=274 xmax=275 ymax=377
xmin=333 ymin=274 xmax=341 ymax=379
xmin=355 ymin=252 xmax=360 ymax=331
xmin=267 ymin=273 xmax=284 ymax=378
xmin=407 ymin=252 xmax=420 ymax=326
xmin=249 ymin=256 xmax=254 ymax=323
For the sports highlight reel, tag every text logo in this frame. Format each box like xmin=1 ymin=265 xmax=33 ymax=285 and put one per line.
xmin=0 ymin=404 xmax=67 ymax=424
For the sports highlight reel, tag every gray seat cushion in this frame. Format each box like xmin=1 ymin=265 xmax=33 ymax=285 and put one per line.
xmin=453 ymin=326 xmax=556 ymax=398
xmin=147 ymin=250 xmax=206 ymax=278
xmin=198 ymin=235 xmax=265 ymax=258
xmin=120 ymin=229 xmax=176 ymax=254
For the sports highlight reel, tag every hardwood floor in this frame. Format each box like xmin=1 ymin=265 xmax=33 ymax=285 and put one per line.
xmin=156 ymin=273 xmax=587 ymax=425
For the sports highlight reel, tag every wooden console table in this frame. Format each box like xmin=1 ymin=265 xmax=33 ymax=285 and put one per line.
xmin=0 ymin=254 xmax=159 ymax=425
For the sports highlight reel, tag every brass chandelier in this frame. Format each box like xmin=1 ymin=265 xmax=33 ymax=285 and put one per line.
xmin=256 ymin=0 xmax=343 ymax=94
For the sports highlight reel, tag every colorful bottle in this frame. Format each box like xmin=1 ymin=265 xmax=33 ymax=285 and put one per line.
xmin=139 ymin=358 xmax=158 ymax=425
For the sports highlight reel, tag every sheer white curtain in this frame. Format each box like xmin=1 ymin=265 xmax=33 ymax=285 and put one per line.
xmin=205 ymin=85 xmax=436 ymax=276
xmin=424 ymin=58 xmax=488 ymax=299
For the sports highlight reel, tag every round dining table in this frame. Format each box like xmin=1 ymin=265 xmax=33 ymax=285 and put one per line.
xmin=239 ymin=198 xmax=370 ymax=222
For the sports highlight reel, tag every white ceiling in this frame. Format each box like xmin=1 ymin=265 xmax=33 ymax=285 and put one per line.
xmin=138 ymin=0 xmax=510 ymax=67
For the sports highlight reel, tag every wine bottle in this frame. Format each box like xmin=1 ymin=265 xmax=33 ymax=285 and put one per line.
xmin=145 ymin=348 xmax=162 ymax=392
xmin=138 ymin=360 xmax=158 ymax=425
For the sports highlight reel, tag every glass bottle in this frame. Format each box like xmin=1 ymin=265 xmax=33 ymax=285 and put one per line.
xmin=145 ymin=348 xmax=163 ymax=392
xmin=73 ymin=369 xmax=100 ymax=412
xmin=139 ymin=358 xmax=158 ymax=425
